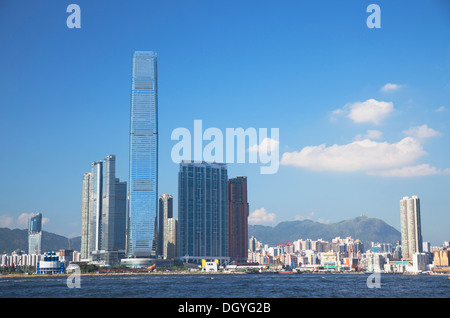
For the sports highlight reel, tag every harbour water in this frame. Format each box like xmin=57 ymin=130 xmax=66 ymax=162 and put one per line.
xmin=1 ymin=273 xmax=449 ymax=298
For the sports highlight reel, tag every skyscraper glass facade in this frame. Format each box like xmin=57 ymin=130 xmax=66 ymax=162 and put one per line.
xmin=178 ymin=161 xmax=228 ymax=261
xmin=28 ymin=213 xmax=42 ymax=255
xmin=28 ymin=213 xmax=42 ymax=233
xmin=102 ymin=155 xmax=127 ymax=252
xmin=127 ymin=51 xmax=158 ymax=258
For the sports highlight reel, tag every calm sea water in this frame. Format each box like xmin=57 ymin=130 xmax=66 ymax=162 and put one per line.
xmin=1 ymin=273 xmax=449 ymax=298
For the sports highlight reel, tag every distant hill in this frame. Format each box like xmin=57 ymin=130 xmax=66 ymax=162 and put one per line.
xmin=248 ymin=216 xmax=401 ymax=247
xmin=0 ymin=228 xmax=81 ymax=254
xmin=1 ymin=216 xmax=399 ymax=254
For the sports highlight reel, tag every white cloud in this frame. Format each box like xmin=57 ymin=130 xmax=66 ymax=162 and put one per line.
xmin=317 ymin=218 xmax=330 ymax=224
xmin=0 ymin=213 xmax=49 ymax=229
xmin=435 ymin=106 xmax=446 ymax=112
xmin=381 ymin=83 xmax=405 ymax=92
xmin=17 ymin=213 xmax=35 ymax=227
xmin=366 ymin=129 xmax=383 ymax=140
xmin=248 ymin=207 xmax=276 ymax=225
xmin=295 ymin=212 xmax=330 ymax=224
xmin=403 ymin=124 xmax=441 ymax=139
xmin=347 ymin=99 xmax=394 ymax=124
xmin=295 ymin=211 xmax=315 ymax=221
xmin=0 ymin=215 xmax=13 ymax=228
xmin=368 ymin=164 xmax=450 ymax=177
xmin=280 ymin=137 xmax=425 ymax=173
xmin=333 ymin=99 xmax=394 ymax=125
xmin=248 ymin=137 xmax=279 ymax=153
xmin=354 ymin=129 xmax=383 ymax=141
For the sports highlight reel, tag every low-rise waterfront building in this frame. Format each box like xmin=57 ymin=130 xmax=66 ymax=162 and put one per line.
xmin=412 ymin=252 xmax=430 ymax=273
xmin=36 ymin=251 xmax=64 ymax=274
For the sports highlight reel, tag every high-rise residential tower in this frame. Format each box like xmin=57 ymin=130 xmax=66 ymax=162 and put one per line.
xmin=228 ymin=177 xmax=249 ymax=263
xmin=28 ymin=213 xmax=42 ymax=255
xmin=400 ymin=195 xmax=423 ymax=260
xmin=165 ymin=218 xmax=178 ymax=260
xmin=81 ymin=155 xmax=127 ymax=265
xmin=81 ymin=172 xmax=92 ymax=260
xmin=101 ymin=155 xmax=127 ymax=253
xmin=157 ymin=194 xmax=173 ymax=257
xmin=89 ymin=160 xmax=103 ymax=253
xmin=126 ymin=51 xmax=159 ymax=259
xmin=178 ymin=161 xmax=229 ymax=264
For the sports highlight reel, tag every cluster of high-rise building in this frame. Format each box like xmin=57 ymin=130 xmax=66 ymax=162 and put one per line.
xmin=80 ymin=159 xmax=249 ymax=266
xmin=79 ymin=51 xmax=250 ymax=267
xmin=247 ymin=234 xmax=437 ymax=273
xmin=81 ymin=155 xmax=127 ymax=265
xmin=248 ymin=236 xmax=365 ymax=271
xmin=246 ymin=195 xmax=449 ymax=274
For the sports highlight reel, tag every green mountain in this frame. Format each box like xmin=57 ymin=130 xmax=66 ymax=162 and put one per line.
xmin=0 ymin=228 xmax=81 ymax=254
xmin=1 ymin=216 xmax=399 ymax=254
xmin=248 ymin=216 xmax=401 ymax=247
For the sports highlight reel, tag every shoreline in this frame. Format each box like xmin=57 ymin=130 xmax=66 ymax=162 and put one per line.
xmin=1 ymin=270 xmax=446 ymax=279
xmin=0 ymin=271 xmax=246 ymax=279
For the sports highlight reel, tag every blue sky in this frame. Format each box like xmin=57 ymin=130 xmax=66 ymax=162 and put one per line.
xmin=0 ymin=0 xmax=449 ymax=245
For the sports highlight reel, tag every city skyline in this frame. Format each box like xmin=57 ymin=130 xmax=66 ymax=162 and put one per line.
xmin=0 ymin=1 xmax=449 ymax=246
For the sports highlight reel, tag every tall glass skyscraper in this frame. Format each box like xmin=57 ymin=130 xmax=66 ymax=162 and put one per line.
xmin=28 ymin=213 xmax=42 ymax=255
xmin=127 ymin=51 xmax=158 ymax=259
xmin=28 ymin=213 xmax=42 ymax=233
xmin=178 ymin=161 xmax=228 ymax=263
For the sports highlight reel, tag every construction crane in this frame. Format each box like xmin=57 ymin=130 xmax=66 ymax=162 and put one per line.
xmin=276 ymin=240 xmax=291 ymax=249
xmin=276 ymin=240 xmax=292 ymax=256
